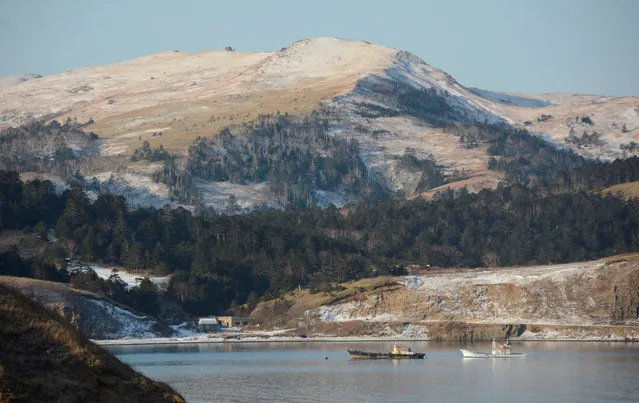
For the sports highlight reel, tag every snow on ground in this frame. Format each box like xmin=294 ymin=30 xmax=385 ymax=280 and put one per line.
xmin=514 ymin=326 xmax=639 ymax=341
xmin=85 ymin=298 xmax=160 ymax=339
xmin=4 ymin=37 xmax=637 ymax=210
xmin=255 ymin=328 xmax=297 ymax=336
xmin=306 ymin=259 xmax=623 ymax=327
xmin=468 ymin=88 xmax=553 ymax=108
xmin=93 ymin=335 xmax=428 ymax=346
xmin=82 ymin=265 xmax=170 ymax=290
xmin=0 ymin=49 xmax=270 ymax=128
xmin=90 ymin=171 xmax=174 ymax=209
xmin=193 ymin=178 xmax=283 ymax=211
xmin=112 ymin=127 xmax=171 ymax=141
xmin=397 ymin=261 xmax=601 ymax=292
xmin=19 ymin=172 xmax=70 ymax=195
xmin=93 ymin=328 xmax=639 ymax=345
xmin=326 ymin=114 xmax=502 ymax=196
xmin=361 ymin=49 xmax=505 ymax=125
xmin=254 ymin=37 xmax=394 ymax=88
xmin=170 ymin=322 xmax=207 ymax=338
xmin=392 ymin=261 xmax=608 ymax=326
xmin=317 ymin=300 xmax=401 ymax=323
xmin=312 ymin=189 xmax=352 ymax=208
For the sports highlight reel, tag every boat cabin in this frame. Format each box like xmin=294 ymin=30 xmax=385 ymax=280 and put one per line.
xmin=391 ymin=345 xmax=412 ymax=355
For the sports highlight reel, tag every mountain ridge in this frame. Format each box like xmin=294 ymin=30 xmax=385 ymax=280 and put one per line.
xmin=1 ymin=37 xmax=638 ymax=209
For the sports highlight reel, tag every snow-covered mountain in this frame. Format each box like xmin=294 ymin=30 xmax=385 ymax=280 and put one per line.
xmin=1 ymin=37 xmax=638 ymax=209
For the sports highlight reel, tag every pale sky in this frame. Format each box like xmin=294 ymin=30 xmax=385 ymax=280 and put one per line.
xmin=1 ymin=0 xmax=637 ymax=96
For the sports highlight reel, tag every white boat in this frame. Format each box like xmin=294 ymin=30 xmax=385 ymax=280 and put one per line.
xmin=460 ymin=339 xmax=526 ymax=358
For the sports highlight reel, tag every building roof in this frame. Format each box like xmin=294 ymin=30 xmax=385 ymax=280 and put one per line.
xmin=198 ymin=318 xmax=218 ymax=325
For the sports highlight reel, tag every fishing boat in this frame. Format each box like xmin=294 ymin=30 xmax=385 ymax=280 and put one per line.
xmin=348 ymin=345 xmax=426 ymax=359
xmin=460 ymin=339 xmax=526 ymax=358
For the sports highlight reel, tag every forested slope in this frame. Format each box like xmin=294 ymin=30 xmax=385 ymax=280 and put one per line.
xmin=4 ymin=164 xmax=639 ymax=317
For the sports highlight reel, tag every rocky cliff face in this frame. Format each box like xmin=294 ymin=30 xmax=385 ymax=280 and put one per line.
xmin=610 ymin=264 xmax=639 ymax=324
xmin=252 ymin=257 xmax=639 ymax=340
xmin=310 ymin=259 xmax=639 ymax=326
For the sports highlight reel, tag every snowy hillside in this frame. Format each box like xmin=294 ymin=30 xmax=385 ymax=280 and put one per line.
xmin=83 ymin=298 xmax=164 ymax=339
xmin=468 ymin=88 xmax=553 ymax=108
xmin=0 ymin=277 xmax=171 ymax=339
xmin=84 ymin=265 xmax=170 ymax=290
xmin=1 ymin=37 xmax=638 ymax=208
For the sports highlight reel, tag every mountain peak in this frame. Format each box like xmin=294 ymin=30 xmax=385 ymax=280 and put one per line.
xmin=288 ymin=36 xmax=373 ymax=47
xmin=1 ymin=37 xmax=637 ymax=194
xmin=254 ymin=37 xmax=397 ymax=84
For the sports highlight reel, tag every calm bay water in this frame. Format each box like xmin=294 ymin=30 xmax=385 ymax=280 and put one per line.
xmin=107 ymin=341 xmax=639 ymax=402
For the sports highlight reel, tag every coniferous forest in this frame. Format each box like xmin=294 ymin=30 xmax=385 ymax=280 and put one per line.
xmin=3 ymin=163 xmax=639 ymax=316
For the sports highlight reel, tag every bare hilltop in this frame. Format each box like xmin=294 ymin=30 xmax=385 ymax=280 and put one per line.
xmin=1 ymin=37 xmax=638 ymax=209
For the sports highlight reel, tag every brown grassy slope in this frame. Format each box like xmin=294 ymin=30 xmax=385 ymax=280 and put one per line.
xmin=0 ymin=284 xmax=184 ymax=403
xmin=600 ymin=181 xmax=639 ymax=199
xmin=250 ymin=276 xmax=399 ymax=327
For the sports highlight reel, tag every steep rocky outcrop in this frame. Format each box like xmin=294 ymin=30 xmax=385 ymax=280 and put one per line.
xmin=610 ymin=265 xmax=639 ymax=324
xmin=256 ymin=256 xmax=639 ymax=340
xmin=310 ymin=259 xmax=639 ymax=326
xmin=0 ymin=283 xmax=184 ymax=403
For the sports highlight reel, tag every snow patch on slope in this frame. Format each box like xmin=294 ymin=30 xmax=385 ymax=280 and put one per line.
xmin=90 ymin=172 xmax=174 ymax=209
xmin=87 ymin=265 xmax=170 ymax=290
xmin=398 ymin=261 xmax=597 ymax=291
xmin=469 ymin=88 xmax=553 ymax=108
xmin=19 ymin=173 xmax=70 ymax=195
xmin=254 ymin=37 xmax=395 ymax=88
xmin=317 ymin=300 xmax=401 ymax=322
xmin=383 ymin=50 xmax=505 ymax=124
xmin=194 ymin=178 xmax=283 ymax=211
xmin=84 ymin=298 xmax=160 ymax=339
xmin=313 ymin=189 xmax=352 ymax=208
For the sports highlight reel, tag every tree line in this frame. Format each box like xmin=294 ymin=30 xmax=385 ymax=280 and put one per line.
xmin=0 ymin=119 xmax=99 ymax=183
xmin=3 ymin=166 xmax=639 ymax=316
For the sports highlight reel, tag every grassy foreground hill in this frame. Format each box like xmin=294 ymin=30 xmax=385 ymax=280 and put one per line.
xmin=0 ymin=276 xmax=173 ymax=340
xmin=0 ymin=283 xmax=184 ymax=403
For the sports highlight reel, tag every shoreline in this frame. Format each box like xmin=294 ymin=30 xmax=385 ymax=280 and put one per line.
xmin=95 ymin=335 xmax=639 ymax=347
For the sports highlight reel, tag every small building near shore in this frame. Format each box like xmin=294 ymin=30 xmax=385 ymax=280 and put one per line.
xmin=217 ymin=316 xmax=251 ymax=328
xmin=198 ymin=317 xmax=221 ymax=332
